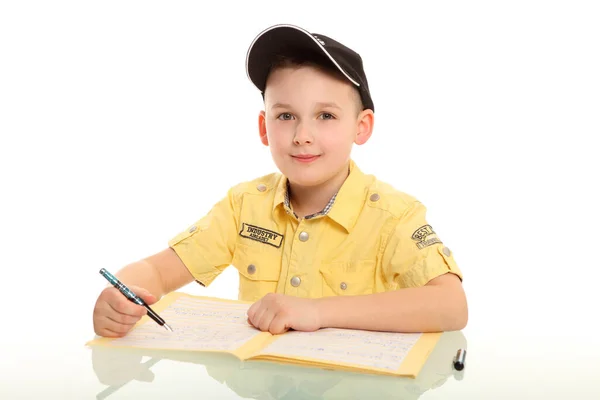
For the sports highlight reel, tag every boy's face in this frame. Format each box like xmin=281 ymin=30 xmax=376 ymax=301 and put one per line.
xmin=259 ymin=65 xmax=373 ymax=188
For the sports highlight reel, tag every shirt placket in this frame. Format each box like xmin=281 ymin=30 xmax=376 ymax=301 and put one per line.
xmin=284 ymin=216 xmax=312 ymax=297
xmin=278 ymin=183 xmax=336 ymax=298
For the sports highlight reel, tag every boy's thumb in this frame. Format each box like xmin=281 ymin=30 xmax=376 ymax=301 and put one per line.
xmin=139 ymin=290 xmax=158 ymax=305
xmin=130 ymin=286 xmax=158 ymax=305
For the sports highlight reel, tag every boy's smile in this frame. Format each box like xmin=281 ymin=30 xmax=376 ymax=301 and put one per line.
xmin=291 ymin=153 xmax=320 ymax=163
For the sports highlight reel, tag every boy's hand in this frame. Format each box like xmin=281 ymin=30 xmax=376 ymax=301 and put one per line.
xmin=247 ymin=293 xmax=321 ymax=334
xmin=93 ymin=285 xmax=157 ymax=338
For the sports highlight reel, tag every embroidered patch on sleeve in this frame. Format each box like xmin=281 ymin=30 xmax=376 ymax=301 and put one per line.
xmin=239 ymin=223 xmax=284 ymax=248
xmin=411 ymin=224 xmax=442 ymax=249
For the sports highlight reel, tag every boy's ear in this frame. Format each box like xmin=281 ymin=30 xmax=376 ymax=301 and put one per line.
xmin=354 ymin=109 xmax=375 ymax=145
xmin=258 ymin=111 xmax=269 ymax=146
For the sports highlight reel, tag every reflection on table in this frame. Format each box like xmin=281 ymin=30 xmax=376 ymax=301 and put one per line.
xmin=91 ymin=330 xmax=467 ymax=399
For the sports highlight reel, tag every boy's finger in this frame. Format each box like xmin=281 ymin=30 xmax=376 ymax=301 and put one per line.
xmin=98 ymin=327 xmax=127 ymax=338
xmin=108 ymin=297 xmax=147 ymax=317
xmin=105 ymin=310 xmax=142 ymax=325
xmin=268 ymin=314 xmax=290 ymax=335
xmin=101 ymin=315 xmax=136 ymax=334
xmin=129 ymin=286 xmax=157 ymax=305
xmin=249 ymin=305 xmax=265 ymax=328
xmin=257 ymin=308 xmax=275 ymax=332
xmin=103 ymin=286 xmax=155 ymax=313
xmin=140 ymin=291 xmax=157 ymax=305
xmin=96 ymin=328 xmax=125 ymax=338
xmin=247 ymin=298 xmax=261 ymax=320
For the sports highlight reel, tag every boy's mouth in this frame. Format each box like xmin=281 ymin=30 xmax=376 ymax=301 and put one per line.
xmin=291 ymin=154 xmax=320 ymax=163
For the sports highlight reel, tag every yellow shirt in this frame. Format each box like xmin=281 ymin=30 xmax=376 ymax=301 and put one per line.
xmin=169 ymin=161 xmax=462 ymax=302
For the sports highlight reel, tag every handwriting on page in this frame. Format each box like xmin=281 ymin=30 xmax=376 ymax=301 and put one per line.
xmin=107 ymin=297 xmax=261 ymax=351
xmin=259 ymin=328 xmax=422 ymax=371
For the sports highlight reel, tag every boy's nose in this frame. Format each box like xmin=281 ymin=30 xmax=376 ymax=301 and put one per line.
xmin=293 ymin=124 xmax=314 ymax=145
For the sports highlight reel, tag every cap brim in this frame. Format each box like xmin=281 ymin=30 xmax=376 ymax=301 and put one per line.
xmin=246 ymin=24 xmax=360 ymax=93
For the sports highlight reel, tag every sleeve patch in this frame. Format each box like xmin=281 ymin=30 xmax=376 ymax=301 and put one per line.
xmin=411 ymin=224 xmax=442 ymax=249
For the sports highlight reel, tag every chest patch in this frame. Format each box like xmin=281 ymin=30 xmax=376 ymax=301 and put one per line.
xmin=239 ymin=223 xmax=284 ymax=248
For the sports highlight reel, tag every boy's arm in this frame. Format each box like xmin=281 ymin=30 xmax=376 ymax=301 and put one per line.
xmin=316 ymin=272 xmax=467 ymax=332
xmin=110 ymin=186 xmax=243 ymax=299
xmin=114 ymin=248 xmax=195 ymax=299
xmin=246 ymin=272 xmax=466 ymax=334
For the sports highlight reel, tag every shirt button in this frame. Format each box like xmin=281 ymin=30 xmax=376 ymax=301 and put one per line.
xmin=290 ymin=276 xmax=301 ymax=287
xmin=188 ymin=225 xmax=197 ymax=233
xmin=340 ymin=282 xmax=347 ymax=290
xmin=257 ymin=184 xmax=267 ymax=192
xmin=442 ymin=247 xmax=451 ymax=257
xmin=370 ymin=193 xmax=380 ymax=202
xmin=247 ymin=264 xmax=256 ymax=275
xmin=299 ymin=231 xmax=309 ymax=242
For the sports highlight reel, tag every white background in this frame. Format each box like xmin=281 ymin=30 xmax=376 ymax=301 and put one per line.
xmin=1 ymin=1 xmax=599 ymax=398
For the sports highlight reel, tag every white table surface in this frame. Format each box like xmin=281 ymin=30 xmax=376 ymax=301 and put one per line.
xmin=2 ymin=274 xmax=599 ymax=400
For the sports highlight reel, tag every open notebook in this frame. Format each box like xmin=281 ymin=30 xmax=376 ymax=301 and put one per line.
xmin=86 ymin=292 xmax=441 ymax=378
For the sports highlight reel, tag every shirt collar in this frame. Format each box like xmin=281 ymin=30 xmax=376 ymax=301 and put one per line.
xmin=273 ymin=175 xmax=288 ymax=212
xmin=283 ymin=180 xmax=338 ymax=220
xmin=325 ymin=160 xmax=366 ymax=233
xmin=272 ymin=160 xmax=366 ymax=233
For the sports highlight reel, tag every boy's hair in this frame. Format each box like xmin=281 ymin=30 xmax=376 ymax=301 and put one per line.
xmin=262 ymin=48 xmax=365 ymax=114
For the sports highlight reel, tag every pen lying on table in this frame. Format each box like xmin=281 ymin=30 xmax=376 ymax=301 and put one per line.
xmin=99 ymin=268 xmax=173 ymax=332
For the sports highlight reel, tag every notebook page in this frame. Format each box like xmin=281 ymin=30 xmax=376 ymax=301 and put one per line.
xmin=258 ymin=328 xmax=422 ymax=371
xmin=105 ymin=297 xmax=262 ymax=352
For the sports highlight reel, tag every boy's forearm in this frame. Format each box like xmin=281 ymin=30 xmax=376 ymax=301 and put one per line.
xmin=316 ymin=281 xmax=468 ymax=333
xmin=113 ymin=260 xmax=167 ymax=299
xmin=110 ymin=248 xmax=194 ymax=300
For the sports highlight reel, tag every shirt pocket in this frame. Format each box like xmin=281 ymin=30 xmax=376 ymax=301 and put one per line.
xmin=232 ymin=242 xmax=282 ymax=302
xmin=319 ymin=260 xmax=377 ymax=296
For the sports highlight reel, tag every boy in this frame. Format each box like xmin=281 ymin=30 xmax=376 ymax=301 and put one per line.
xmin=93 ymin=24 xmax=467 ymax=338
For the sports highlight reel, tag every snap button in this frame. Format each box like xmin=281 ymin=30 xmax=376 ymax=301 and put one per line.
xmin=257 ymin=184 xmax=267 ymax=192
xmin=370 ymin=193 xmax=380 ymax=202
xmin=299 ymin=231 xmax=309 ymax=242
xmin=188 ymin=225 xmax=197 ymax=233
xmin=443 ymin=247 xmax=451 ymax=257
xmin=340 ymin=282 xmax=347 ymax=290
xmin=247 ymin=264 xmax=256 ymax=275
xmin=290 ymin=276 xmax=301 ymax=287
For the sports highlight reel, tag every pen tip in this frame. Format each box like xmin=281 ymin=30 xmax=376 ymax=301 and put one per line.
xmin=163 ymin=323 xmax=173 ymax=332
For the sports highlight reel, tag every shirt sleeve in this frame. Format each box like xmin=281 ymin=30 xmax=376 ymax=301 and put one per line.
xmin=382 ymin=201 xmax=463 ymax=289
xmin=168 ymin=188 xmax=239 ymax=287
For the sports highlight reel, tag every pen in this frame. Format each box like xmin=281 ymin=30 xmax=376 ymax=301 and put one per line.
xmin=99 ymin=268 xmax=173 ymax=332
xmin=453 ymin=348 xmax=466 ymax=371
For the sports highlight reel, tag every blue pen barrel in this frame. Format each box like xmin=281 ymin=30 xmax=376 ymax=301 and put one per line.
xmin=116 ymin=283 xmax=144 ymax=305
xmin=99 ymin=268 xmax=138 ymax=301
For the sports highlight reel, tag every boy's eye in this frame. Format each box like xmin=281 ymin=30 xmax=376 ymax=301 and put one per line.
xmin=319 ymin=113 xmax=335 ymax=120
xmin=277 ymin=113 xmax=294 ymax=120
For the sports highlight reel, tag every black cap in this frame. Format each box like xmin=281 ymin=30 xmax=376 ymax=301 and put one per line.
xmin=246 ymin=24 xmax=374 ymax=112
